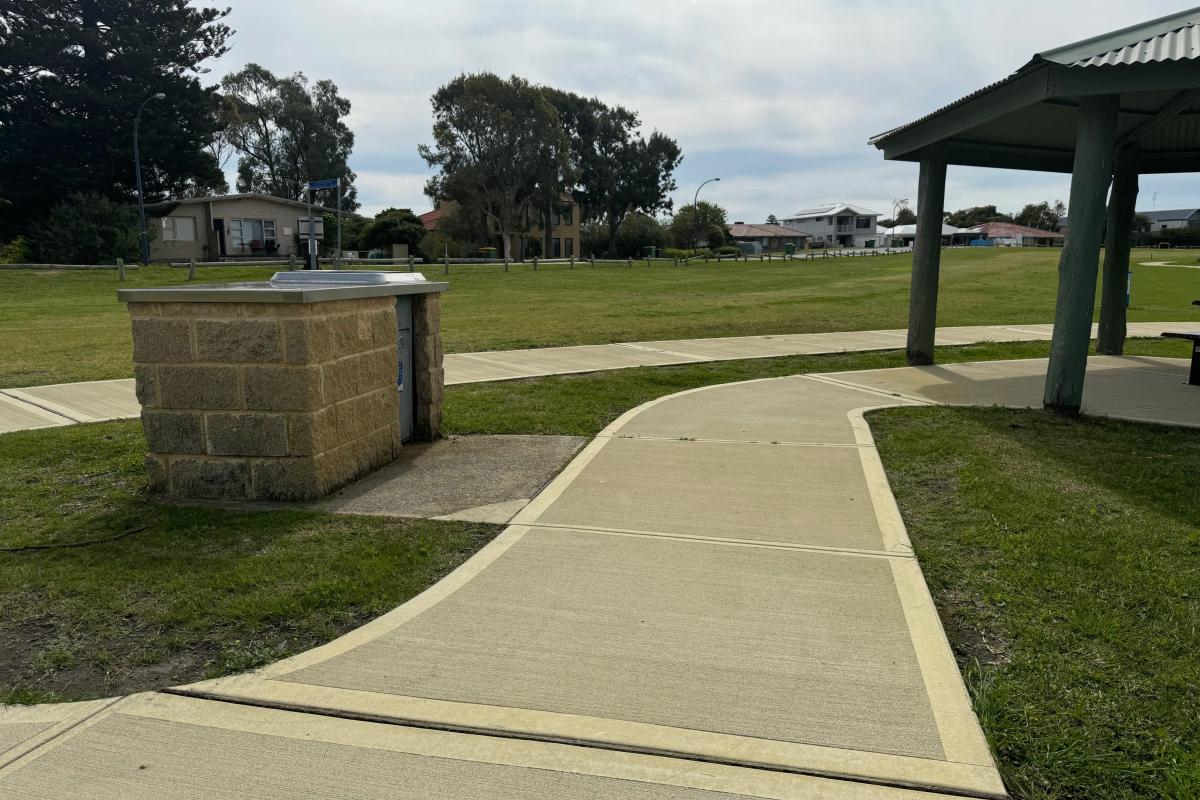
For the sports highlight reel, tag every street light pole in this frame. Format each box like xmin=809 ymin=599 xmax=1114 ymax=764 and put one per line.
xmin=692 ymin=177 xmax=721 ymax=253
xmin=133 ymin=92 xmax=167 ymax=265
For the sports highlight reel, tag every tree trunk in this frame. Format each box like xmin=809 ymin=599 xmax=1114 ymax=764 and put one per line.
xmin=544 ymin=200 xmax=554 ymax=258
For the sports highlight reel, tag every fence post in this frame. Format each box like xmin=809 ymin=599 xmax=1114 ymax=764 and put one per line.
xmin=116 ymin=257 xmax=125 ymax=282
xmin=570 ymin=255 xmax=575 ymax=270
xmin=289 ymin=254 xmax=296 ymax=269
xmin=533 ymin=255 xmax=538 ymax=272
xmin=408 ymin=254 xmax=415 ymax=271
xmin=589 ymin=256 xmax=595 ymax=268
xmin=187 ymin=257 xmax=196 ymax=281
xmin=626 ymin=257 xmax=632 ymax=269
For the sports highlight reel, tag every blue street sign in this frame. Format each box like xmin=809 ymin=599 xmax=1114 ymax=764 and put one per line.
xmin=306 ymin=178 xmax=339 ymax=191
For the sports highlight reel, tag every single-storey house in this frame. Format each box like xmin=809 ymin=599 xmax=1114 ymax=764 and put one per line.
xmin=876 ymin=223 xmax=976 ymax=246
xmin=421 ymin=198 xmax=583 ymax=259
xmin=970 ymin=221 xmax=1064 ymax=247
xmin=144 ymin=193 xmax=341 ymax=262
xmin=1139 ymin=208 xmax=1200 ymax=230
xmin=727 ymin=222 xmax=811 ymax=251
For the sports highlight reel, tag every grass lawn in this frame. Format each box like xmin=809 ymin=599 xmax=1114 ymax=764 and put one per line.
xmin=872 ymin=407 xmax=1200 ymax=800
xmin=0 ymin=419 xmax=499 ymax=704
xmin=2 ymin=247 xmax=1198 ymax=387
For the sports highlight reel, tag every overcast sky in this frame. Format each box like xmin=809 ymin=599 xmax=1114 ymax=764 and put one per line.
xmin=201 ymin=0 xmax=1195 ymax=221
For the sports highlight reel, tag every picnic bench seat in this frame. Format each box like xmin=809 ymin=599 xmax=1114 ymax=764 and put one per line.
xmin=1161 ymin=330 xmax=1200 ymax=385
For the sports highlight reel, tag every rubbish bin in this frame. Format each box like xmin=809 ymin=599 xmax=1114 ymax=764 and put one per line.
xmin=783 ymin=243 xmax=795 ymax=255
xmin=643 ymin=246 xmax=657 ymax=259
xmin=480 ymin=247 xmax=498 ymax=259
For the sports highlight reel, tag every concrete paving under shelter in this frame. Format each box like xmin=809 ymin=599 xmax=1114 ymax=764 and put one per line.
xmin=3 ymin=353 xmax=1197 ymax=799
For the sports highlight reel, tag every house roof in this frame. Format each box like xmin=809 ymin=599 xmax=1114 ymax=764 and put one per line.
xmin=869 ymin=7 xmax=1200 ymax=174
xmin=783 ymin=203 xmax=881 ymax=219
xmin=419 ymin=209 xmax=443 ymax=231
xmin=971 ymin=221 xmax=1064 ymax=239
xmin=727 ymin=223 xmax=813 ymax=238
xmin=145 ymin=192 xmax=341 ymax=215
xmin=1138 ymin=207 xmax=1200 ymax=222
xmin=876 ymin=224 xmax=974 ymax=237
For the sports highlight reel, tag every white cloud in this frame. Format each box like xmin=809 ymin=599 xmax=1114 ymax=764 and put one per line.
xmin=203 ymin=0 xmax=1195 ymax=224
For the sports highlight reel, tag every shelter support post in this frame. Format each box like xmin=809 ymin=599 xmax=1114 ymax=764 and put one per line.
xmin=1097 ymin=148 xmax=1139 ymax=355
xmin=1044 ymin=94 xmax=1119 ymax=414
xmin=906 ymin=141 xmax=948 ymax=366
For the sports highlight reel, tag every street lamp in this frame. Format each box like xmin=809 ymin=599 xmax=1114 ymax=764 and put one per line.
xmin=891 ymin=197 xmax=909 ymax=250
xmin=692 ymin=177 xmax=720 ymax=252
xmin=134 ymin=92 xmax=167 ymax=265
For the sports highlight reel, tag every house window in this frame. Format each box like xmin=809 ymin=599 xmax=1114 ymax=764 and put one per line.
xmin=229 ymin=218 xmax=277 ymax=249
xmin=161 ymin=216 xmax=196 ymax=241
xmin=552 ymin=238 xmax=562 ymax=258
xmin=855 ymin=217 xmax=872 ymax=229
xmin=564 ymin=237 xmax=574 ymax=257
xmin=813 ymin=217 xmax=823 ymax=223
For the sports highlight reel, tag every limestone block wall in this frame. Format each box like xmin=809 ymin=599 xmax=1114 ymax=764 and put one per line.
xmin=129 ymin=296 xmax=402 ymax=501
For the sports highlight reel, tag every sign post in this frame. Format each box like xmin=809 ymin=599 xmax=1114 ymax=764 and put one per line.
xmin=304 ymin=178 xmax=340 ymax=271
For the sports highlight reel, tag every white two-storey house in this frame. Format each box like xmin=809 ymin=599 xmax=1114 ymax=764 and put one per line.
xmin=781 ymin=203 xmax=882 ymax=248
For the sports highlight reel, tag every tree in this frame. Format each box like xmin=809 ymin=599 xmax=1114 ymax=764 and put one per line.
xmin=945 ymin=205 xmax=1013 ymax=228
xmin=1013 ymin=200 xmax=1066 ymax=231
xmin=879 ymin=207 xmax=917 ymax=229
xmin=766 ymin=214 xmax=779 ymax=224
xmin=669 ymin=201 xmax=729 ymax=251
xmin=0 ymin=1 xmax=231 ymax=240
xmin=543 ymin=89 xmax=682 ymax=255
xmin=220 ymin=64 xmax=359 ymax=209
xmin=358 ymin=208 xmax=425 ymax=252
xmin=615 ymin=212 xmax=667 ymax=257
xmin=420 ymin=73 xmax=572 ymax=261
xmin=30 ymin=193 xmax=140 ymax=264
xmin=1131 ymin=213 xmax=1152 ymax=235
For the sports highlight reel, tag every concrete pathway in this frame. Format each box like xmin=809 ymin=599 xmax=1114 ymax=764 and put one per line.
xmin=0 ymin=321 xmax=1181 ymax=434
xmin=2 ymin=356 xmax=1196 ymax=799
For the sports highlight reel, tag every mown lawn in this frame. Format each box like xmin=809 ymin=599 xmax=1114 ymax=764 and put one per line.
xmin=872 ymin=406 xmax=1200 ymax=800
xmin=0 ymin=419 xmax=499 ymax=703
xmin=1 ymin=247 xmax=1197 ymax=387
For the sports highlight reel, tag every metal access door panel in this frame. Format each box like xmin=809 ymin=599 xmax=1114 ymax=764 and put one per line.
xmin=395 ymin=296 xmax=415 ymax=441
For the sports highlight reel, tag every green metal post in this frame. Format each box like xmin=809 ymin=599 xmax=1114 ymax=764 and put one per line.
xmin=1044 ymin=94 xmax=1119 ymax=413
xmin=1097 ymin=148 xmax=1138 ymax=355
xmin=906 ymin=141 xmax=948 ymax=366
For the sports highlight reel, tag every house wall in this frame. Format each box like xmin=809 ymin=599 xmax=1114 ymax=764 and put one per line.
xmin=149 ymin=197 xmax=329 ymax=262
xmin=781 ymin=212 xmax=880 ymax=247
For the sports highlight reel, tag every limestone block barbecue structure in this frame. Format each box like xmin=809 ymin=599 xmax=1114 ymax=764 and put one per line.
xmin=118 ymin=272 xmax=447 ymax=501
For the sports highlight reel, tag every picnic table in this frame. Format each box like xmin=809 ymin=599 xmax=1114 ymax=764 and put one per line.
xmin=1162 ymin=324 xmax=1200 ymax=385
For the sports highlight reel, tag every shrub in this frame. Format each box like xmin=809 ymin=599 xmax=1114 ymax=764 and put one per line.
xmin=0 ymin=236 xmax=33 ymax=264
xmin=661 ymin=247 xmax=701 ymax=259
xmin=716 ymin=244 xmax=742 ymax=256
xmin=30 ymin=193 xmax=141 ymax=264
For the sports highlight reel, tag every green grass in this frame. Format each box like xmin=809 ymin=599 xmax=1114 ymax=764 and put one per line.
xmin=442 ymin=337 xmax=1188 ymax=437
xmin=2 ymin=247 xmax=1198 ymax=387
xmin=0 ymin=420 xmax=499 ymax=703
xmin=871 ymin=406 xmax=1200 ymax=800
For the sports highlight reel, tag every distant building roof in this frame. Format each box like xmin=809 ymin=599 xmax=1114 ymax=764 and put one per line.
xmin=419 ymin=209 xmax=443 ymax=231
xmin=971 ymin=221 xmax=1064 ymax=239
xmin=727 ymin=222 xmax=812 ymax=239
xmin=1137 ymin=208 xmax=1200 ymax=223
xmin=876 ymin=224 xmax=974 ymax=237
xmin=784 ymin=203 xmax=881 ymax=219
xmin=145 ymin=192 xmax=341 ymax=215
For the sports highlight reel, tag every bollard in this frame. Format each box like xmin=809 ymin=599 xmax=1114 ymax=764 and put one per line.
xmin=443 ymin=255 xmax=449 ymax=276
xmin=187 ymin=257 xmax=196 ymax=281
xmin=288 ymin=254 xmax=296 ymax=270
xmin=589 ymin=256 xmax=595 ymax=268
xmin=533 ymin=255 xmax=538 ymax=272
xmin=408 ymin=254 xmax=415 ymax=271
xmin=570 ymin=255 xmax=575 ymax=269
xmin=626 ymin=257 xmax=632 ymax=269
xmin=116 ymin=258 xmax=125 ymax=282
